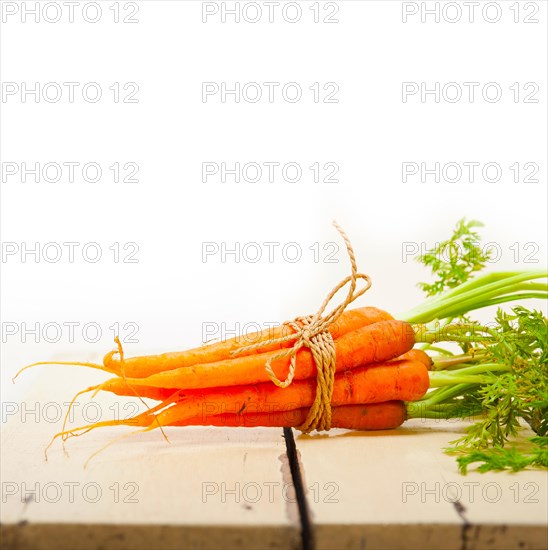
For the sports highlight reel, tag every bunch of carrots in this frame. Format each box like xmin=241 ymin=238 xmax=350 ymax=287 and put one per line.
xmin=14 ymin=220 xmax=547 ymax=471
xmin=53 ymin=308 xmax=431 ymax=437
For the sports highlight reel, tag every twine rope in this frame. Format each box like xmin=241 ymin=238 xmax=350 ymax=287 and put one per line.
xmin=232 ymin=222 xmax=372 ymax=433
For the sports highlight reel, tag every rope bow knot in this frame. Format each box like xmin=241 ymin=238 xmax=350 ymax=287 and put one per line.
xmin=233 ymin=222 xmax=372 ymax=433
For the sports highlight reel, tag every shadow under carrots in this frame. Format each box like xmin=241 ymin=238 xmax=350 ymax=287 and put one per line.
xmin=296 ymin=423 xmax=472 ymax=441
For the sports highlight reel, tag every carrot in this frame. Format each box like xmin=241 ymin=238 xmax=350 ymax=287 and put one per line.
xmin=189 ymin=358 xmax=427 ymax=418
xmin=98 ymin=319 xmax=415 ymax=391
xmin=45 ymin=401 xmax=406 ymax=465
xmin=103 ymin=306 xmax=394 ymax=378
xmin=97 ymin=359 xmax=428 ymax=423
xmin=394 ymin=348 xmax=433 ymax=369
xmin=100 ymin=382 xmax=175 ymax=402
xmin=168 ymin=401 xmax=407 ymax=430
xmin=47 ymin=347 xmax=431 ymax=420
xmin=54 ymin=401 xmax=406 ymax=441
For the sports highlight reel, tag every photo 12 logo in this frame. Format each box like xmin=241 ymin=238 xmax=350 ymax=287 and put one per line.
xmin=1 ymin=2 xmax=140 ymax=24
xmin=202 ymin=321 xmax=280 ymax=344
xmin=1 ymin=320 xmax=139 ymax=344
xmin=2 ymin=399 xmax=144 ymax=425
xmin=401 ymin=2 xmax=540 ymax=24
xmin=2 ymin=162 xmax=139 ymax=184
xmin=201 ymin=241 xmax=340 ymax=264
xmin=401 ymin=162 xmax=540 ymax=184
xmin=202 ymin=162 xmax=339 ymax=184
xmin=401 ymin=82 xmax=539 ymax=103
xmin=2 ymin=481 xmax=139 ymax=504
xmin=1 ymin=82 xmax=139 ymax=103
xmin=1 ymin=242 xmax=140 ymax=264
xmin=202 ymin=82 xmax=339 ymax=103
xmin=201 ymin=2 xmax=340 ymax=24
xmin=202 ymin=481 xmax=339 ymax=503
xmin=402 ymin=481 xmax=540 ymax=504
xmin=401 ymin=241 xmax=540 ymax=264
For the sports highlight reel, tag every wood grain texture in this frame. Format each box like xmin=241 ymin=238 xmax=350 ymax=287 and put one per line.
xmin=293 ymin=419 xmax=548 ymax=550
xmin=3 ymin=364 xmax=547 ymax=550
xmin=1 ymin=369 xmax=300 ymax=550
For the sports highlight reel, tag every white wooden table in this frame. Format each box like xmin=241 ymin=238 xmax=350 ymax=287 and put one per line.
xmin=2 ymin=371 xmax=547 ymax=550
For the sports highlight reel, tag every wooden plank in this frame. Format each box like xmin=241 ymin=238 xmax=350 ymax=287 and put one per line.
xmin=4 ymin=353 xmax=547 ymax=550
xmin=292 ymin=419 xmax=548 ymax=550
xmin=1 ymin=368 xmax=301 ymax=550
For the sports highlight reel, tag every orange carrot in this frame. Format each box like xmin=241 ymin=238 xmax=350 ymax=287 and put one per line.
xmin=103 ymin=306 xmax=394 ymax=378
xmin=64 ymin=349 xmax=431 ymax=405
xmin=98 ymin=319 xmax=415 ymax=391
xmin=184 ymin=359 xmax=427 ymax=419
xmin=168 ymin=401 xmax=406 ymax=430
xmin=394 ymin=348 xmax=433 ymax=369
xmin=97 ymin=359 xmax=429 ymax=423
xmin=47 ymin=402 xmax=406 ymax=458
xmin=98 ymin=383 xmax=175 ymax=402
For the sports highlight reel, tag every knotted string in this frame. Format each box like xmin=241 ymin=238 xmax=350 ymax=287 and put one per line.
xmin=232 ymin=222 xmax=372 ymax=433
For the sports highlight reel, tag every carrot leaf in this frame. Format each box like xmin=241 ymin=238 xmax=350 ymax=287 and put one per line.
xmin=416 ymin=218 xmax=491 ymax=297
xmin=455 ymin=437 xmax=548 ymax=474
xmin=419 ymin=305 xmax=548 ymax=472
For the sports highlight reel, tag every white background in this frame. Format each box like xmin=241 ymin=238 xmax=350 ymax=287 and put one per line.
xmin=1 ymin=0 xmax=547 ymax=403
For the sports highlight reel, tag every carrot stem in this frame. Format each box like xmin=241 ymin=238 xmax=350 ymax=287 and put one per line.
xmin=400 ymin=271 xmax=547 ymax=323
